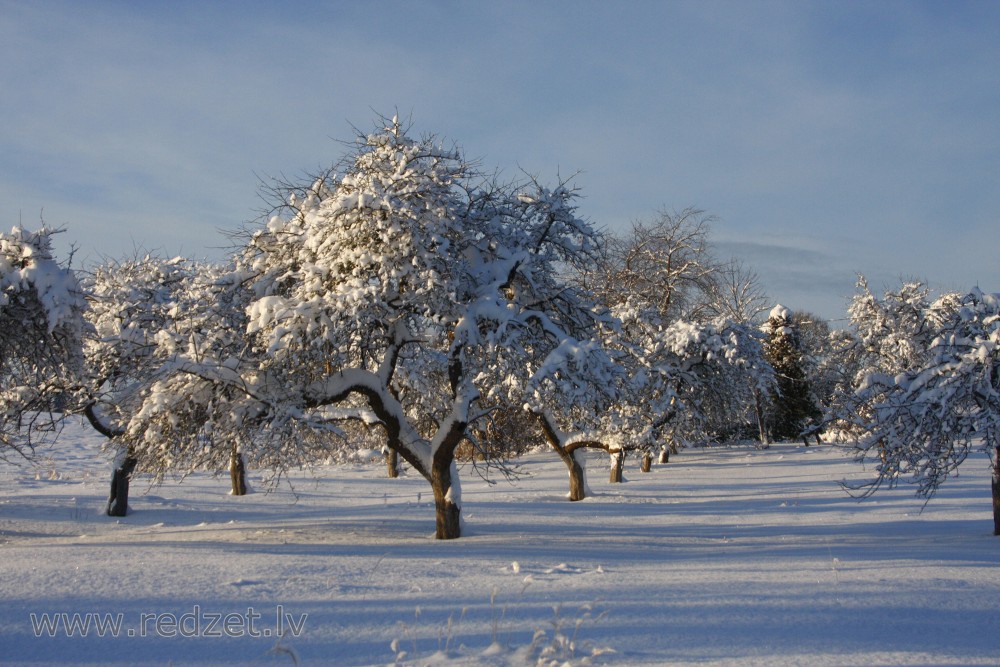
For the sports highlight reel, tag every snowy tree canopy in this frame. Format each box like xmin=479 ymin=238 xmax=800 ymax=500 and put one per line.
xmin=600 ymin=208 xmax=719 ymax=322
xmin=567 ymin=208 xmax=775 ymax=454
xmin=844 ymin=279 xmax=1000 ymax=498
xmin=83 ymin=256 xmax=280 ymax=475
xmin=0 ymin=227 xmax=84 ymax=333
xmin=83 ymin=255 xmax=195 ymax=433
xmin=633 ymin=315 xmax=774 ymax=447
xmin=0 ymin=226 xmax=87 ymax=457
xmin=122 ymin=116 xmax=618 ymax=538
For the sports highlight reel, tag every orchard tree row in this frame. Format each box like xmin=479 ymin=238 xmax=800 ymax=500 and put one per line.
xmin=3 ymin=117 xmax=999 ymax=537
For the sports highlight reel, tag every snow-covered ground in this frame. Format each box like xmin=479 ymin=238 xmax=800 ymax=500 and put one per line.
xmin=2 ymin=419 xmax=998 ymax=667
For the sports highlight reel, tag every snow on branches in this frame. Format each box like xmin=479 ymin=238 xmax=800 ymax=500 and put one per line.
xmin=123 ymin=117 xmax=617 ymax=538
xmin=0 ymin=226 xmax=87 ymax=457
xmin=845 ymin=279 xmax=1000 ymax=498
xmin=635 ymin=316 xmax=773 ymax=447
xmin=0 ymin=227 xmax=84 ymax=332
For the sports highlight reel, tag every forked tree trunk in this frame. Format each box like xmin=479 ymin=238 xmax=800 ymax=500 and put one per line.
xmin=385 ymin=448 xmax=399 ymax=479
xmin=431 ymin=456 xmax=461 ymax=539
xmin=230 ymin=445 xmax=247 ymax=496
xmin=609 ymin=448 xmax=625 ymax=483
xmin=993 ymin=446 xmax=1000 ymax=536
xmin=640 ymin=450 xmax=652 ymax=473
xmin=107 ymin=454 xmax=137 ymax=517
xmin=658 ymin=446 xmax=670 ymax=464
xmin=86 ymin=405 xmax=135 ymax=517
xmin=533 ymin=411 xmax=593 ymax=501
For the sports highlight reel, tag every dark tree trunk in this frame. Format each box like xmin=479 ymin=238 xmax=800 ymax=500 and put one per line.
xmin=107 ymin=455 xmax=137 ymax=517
xmin=533 ymin=410 xmax=594 ymax=501
xmin=800 ymin=425 xmax=822 ymax=447
xmin=609 ymin=448 xmax=625 ymax=483
xmin=427 ymin=415 xmax=468 ymax=540
xmin=566 ymin=450 xmax=587 ymax=501
xmin=658 ymin=447 xmax=670 ymax=464
xmin=431 ymin=456 xmax=461 ymax=540
xmin=993 ymin=446 xmax=1000 ymax=536
xmin=755 ymin=391 xmax=770 ymax=448
xmin=385 ymin=448 xmax=399 ymax=479
xmin=87 ymin=404 xmax=135 ymax=517
xmin=230 ymin=447 xmax=247 ymax=496
xmin=641 ymin=451 xmax=652 ymax=473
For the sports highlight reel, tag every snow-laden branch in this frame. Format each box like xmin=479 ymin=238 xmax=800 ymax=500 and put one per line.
xmin=844 ymin=281 xmax=1000 ymax=498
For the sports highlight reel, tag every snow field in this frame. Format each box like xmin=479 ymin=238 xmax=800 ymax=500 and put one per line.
xmin=1 ymin=420 xmax=998 ymax=666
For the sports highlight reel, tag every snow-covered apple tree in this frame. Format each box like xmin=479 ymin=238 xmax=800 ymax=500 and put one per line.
xmin=839 ymin=280 xmax=1000 ymax=534
xmin=633 ymin=315 xmax=774 ymax=452
xmin=825 ymin=278 xmax=944 ymax=439
xmin=82 ymin=255 xmax=241 ymax=514
xmin=527 ymin=322 xmax=625 ymax=499
xmin=532 ymin=296 xmax=775 ymax=501
xmin=122 ymin=117 xmax=616 ymax=539
xmin=842 ymin=279 xmax=1000 ymax=533
xmin=532 ymin=214 xmax=773 ymax=496
xmin=0 ymin=226 xmax=87 ymax=459
xmin=562 ymin=215 xmax=775 ymax=483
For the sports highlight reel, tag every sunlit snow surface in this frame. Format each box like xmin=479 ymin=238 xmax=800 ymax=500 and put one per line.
xmin=1 ymin=419 xmax=998 ymax=666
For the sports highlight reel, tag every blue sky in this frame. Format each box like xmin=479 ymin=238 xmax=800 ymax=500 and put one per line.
xmin=3 ymin=0 xmax=998 ymax=321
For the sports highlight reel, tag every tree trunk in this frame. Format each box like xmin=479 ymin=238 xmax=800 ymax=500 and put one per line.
xmin=755 ymin=391 xmax=770 ymax=448
xmin=609 ymin=448 xmax=625 ymax=483
xmin=385 ymin=448 xmax=399 ymax=479
xmin=533 ymin=411 xmax=592 ymax=501
xmin=107 ymin=454 xmax=137 ymax=517
xmin=640 ymin=450 xmax=652 ymax=473
xmin=230 ymin=446 xmax=247 ymax=496
xmin=431 ymin=457 xmax=461 ymax=540
xmin=566 ymin=449 xmax=587 ymax=501
xmin=658 ymin=446 xmax=670 ymax=464
xmin=993 ymin=446 xmax=1000 ymax=536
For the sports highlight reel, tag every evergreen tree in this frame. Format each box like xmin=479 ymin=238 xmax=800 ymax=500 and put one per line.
xmin=762 ymin=305 xmax=820 ymax=441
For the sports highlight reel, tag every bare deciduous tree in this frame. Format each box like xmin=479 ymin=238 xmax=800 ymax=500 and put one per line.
xmin=704 ymin=258 xmax=770 ymax=324
xmin=608 ymin=208 xmax=719 ymax=322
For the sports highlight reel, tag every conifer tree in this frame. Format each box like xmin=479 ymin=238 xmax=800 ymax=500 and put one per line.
xmin=762 ymin=305 xmax=820 ymax=441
